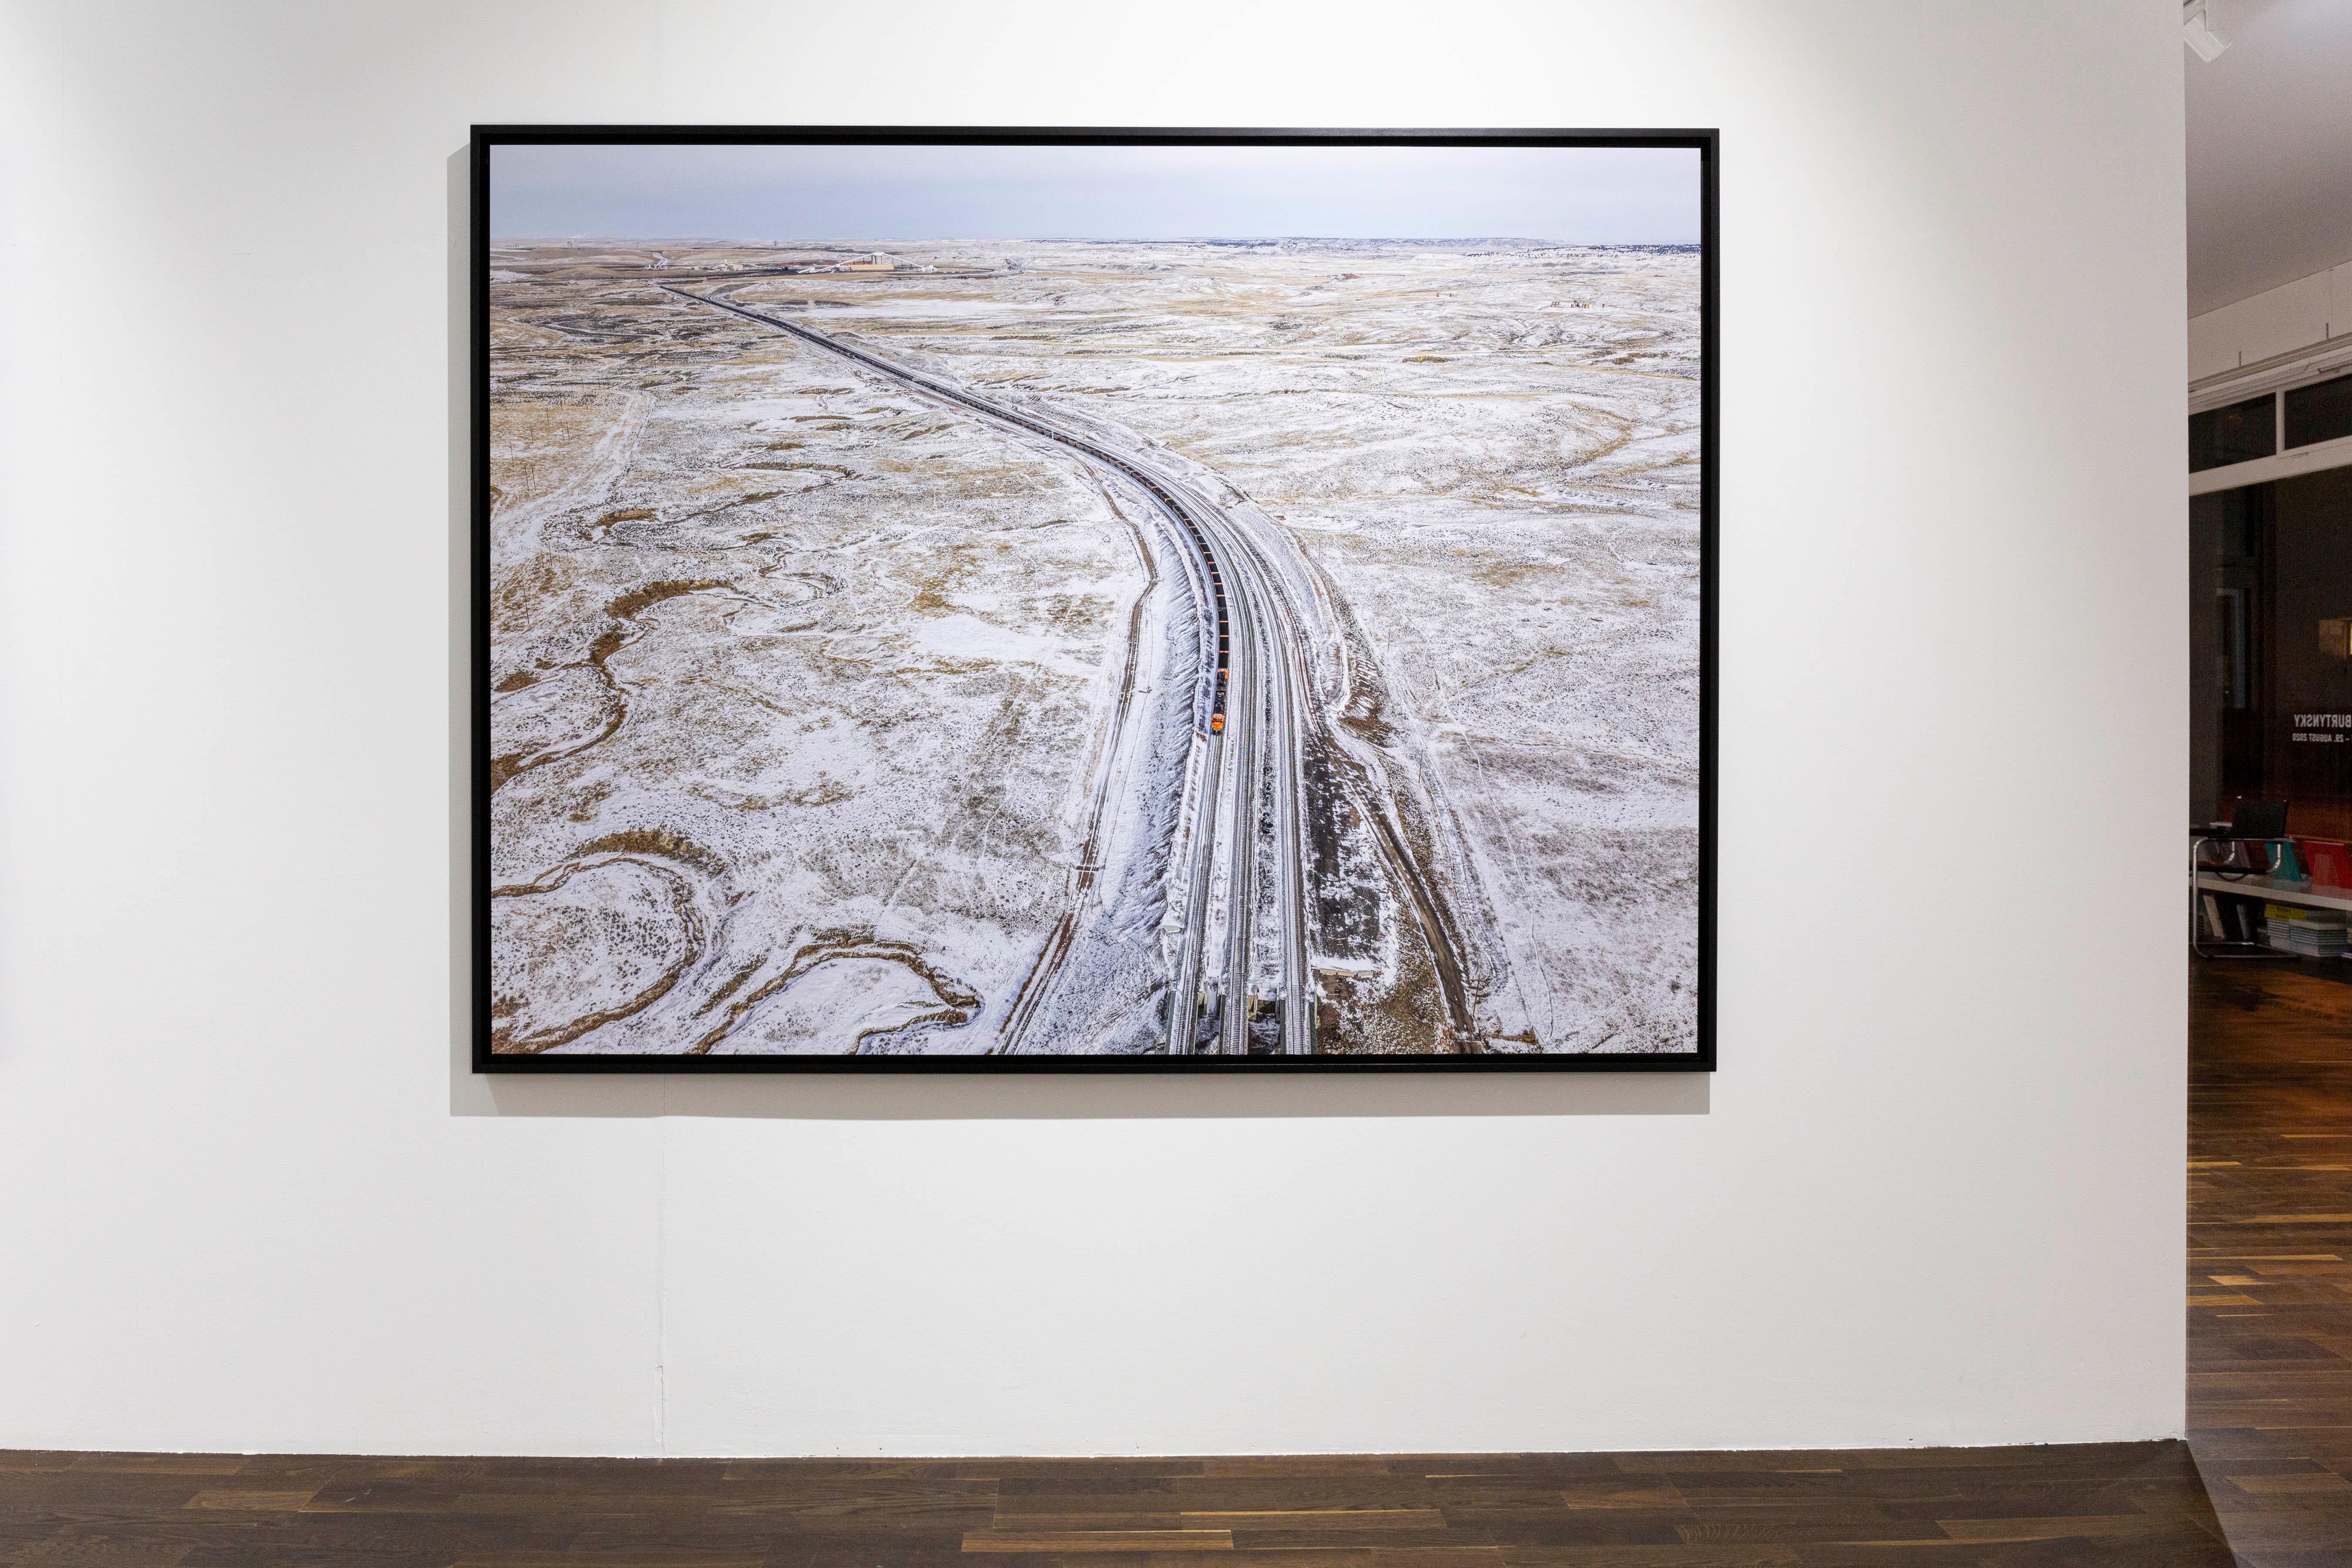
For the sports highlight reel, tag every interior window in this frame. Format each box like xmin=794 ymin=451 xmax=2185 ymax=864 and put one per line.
xmin=2190 ymin=393 xmax=2277 ymax=473
xmin=2285 ymin=372 xmax=2352 ymax=450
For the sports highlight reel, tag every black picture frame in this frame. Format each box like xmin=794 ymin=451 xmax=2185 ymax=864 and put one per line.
xmin=472 ymin=124 xmax=1718 ymax=1073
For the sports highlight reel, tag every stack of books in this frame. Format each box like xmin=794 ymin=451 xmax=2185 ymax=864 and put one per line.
xmin=2264 ymin=903 xmax=2352 ymax=958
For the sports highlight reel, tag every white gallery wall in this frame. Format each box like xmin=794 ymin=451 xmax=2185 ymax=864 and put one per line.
xmin=0 ymin=0 xmax=2186 ymax=1456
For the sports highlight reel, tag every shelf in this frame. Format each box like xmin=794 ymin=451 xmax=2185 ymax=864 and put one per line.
xmin=2196 ymin=871 xmax=2352 ymax=914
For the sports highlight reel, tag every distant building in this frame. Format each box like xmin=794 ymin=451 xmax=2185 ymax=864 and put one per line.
xmin=842 ymin=252 xmax=895 ymax=272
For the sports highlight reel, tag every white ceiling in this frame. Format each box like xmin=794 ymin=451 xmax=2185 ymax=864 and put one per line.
xmin=2186 ymin=0 xmax=2352 ymax=315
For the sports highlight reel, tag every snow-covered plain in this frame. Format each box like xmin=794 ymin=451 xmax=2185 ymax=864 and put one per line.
xmin=487 ymin=238 xmax=1700 ymax=1055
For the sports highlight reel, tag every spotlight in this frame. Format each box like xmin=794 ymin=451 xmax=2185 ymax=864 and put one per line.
xmin=2184 ymin=0 xmax=2229 ymax=62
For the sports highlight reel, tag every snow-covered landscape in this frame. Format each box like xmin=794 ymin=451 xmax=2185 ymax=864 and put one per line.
xmin=487 ymin=233 xmax=1701 ymax=1057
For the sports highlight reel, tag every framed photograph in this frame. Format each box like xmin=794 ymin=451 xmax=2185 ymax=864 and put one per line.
xmin=475 ymin=126 xmax=1716 ymax=1071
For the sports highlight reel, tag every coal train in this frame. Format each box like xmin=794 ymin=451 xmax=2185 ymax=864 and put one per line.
xmin=1129 ymin=475 xmax=1230 ymax=739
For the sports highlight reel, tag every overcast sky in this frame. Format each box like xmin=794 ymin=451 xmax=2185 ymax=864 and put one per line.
xmin=492 ymin=142 xmax=1699 ymax=245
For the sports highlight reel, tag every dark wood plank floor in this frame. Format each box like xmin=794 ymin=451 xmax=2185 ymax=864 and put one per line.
xmin=0 ymin=1443 xmax=2236 ymax=1566
xmin=2188 ymin=955 xmax=2352 ymax=1566
xmin=15 ymin=957 xmax=2350 ymax=1568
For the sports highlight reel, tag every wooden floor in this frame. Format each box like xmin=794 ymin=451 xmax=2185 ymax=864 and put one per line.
xmin=2188 ymin=955 xmax=2352 ymax=1566
xmin=9 ymin=960 xmax=2351 ymax=1568
xmin=0 ymin=1444 xmax=2238 ymax=1567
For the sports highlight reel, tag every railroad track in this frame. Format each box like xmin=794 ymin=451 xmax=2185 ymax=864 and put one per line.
xmin=662 ymin=284 xmax=1314 ymax=1055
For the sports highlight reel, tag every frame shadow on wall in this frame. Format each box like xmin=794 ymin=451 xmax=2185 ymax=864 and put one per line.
xmin=441 ymin=148 xmax=1709 ymax=1123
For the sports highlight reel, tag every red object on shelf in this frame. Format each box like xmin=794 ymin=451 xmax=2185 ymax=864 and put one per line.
xmin=2296 ymin=838 xmax=2352 ymax=890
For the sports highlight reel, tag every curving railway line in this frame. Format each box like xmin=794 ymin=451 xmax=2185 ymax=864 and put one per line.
xmin=661 ymin=284 xmax=1313 ymax=1055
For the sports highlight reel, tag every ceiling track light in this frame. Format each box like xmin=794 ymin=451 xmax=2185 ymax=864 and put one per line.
xmin=2184 ymin=0 xmax=2230 ymax=62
